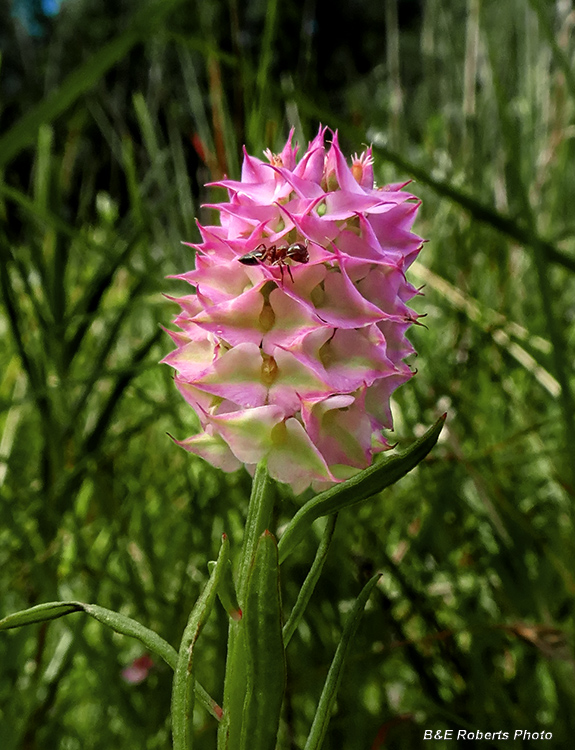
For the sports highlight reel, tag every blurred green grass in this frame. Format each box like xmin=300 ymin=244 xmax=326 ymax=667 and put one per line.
xmin=1 ymin=0 xmax=574 ymax=748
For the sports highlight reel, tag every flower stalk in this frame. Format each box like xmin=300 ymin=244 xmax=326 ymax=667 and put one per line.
xmin=218 ymin=459 xmax=280 ymax=749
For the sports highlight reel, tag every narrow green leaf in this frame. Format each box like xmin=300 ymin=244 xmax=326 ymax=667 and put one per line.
xmin=0 ymin=602 xmax=79 ymax=630
xmin=283 ymin=514 xmax=337 ymax=647
xmin=209 ymin=559 xmax=242 ymax=621
xmin=82 ymin=603 xmax=178 ymax=669
xmin=121 ymin=134 xmax=144 ymax=227
xmin=0 ymin=600 xmax=176 ymax=671
xmin=172 ymin=534 xmax=229 ymax=750
xmin=168 ymin=114 xmax=197 ymax=238
xmin=303 ymin=574 xmax=381 ymax=750
xmin=217 ymin=618 xmax=247 ymax=750
xmin=0 ymin=600 xmax=219 ymax=720
xmin=278 ymin=415 xmax=446 ymax=563
xmin=33 ymin=124 xmax=53 ymax=211
xmin=237 ymin=459 xmax=275 ymax=597
xmin=133 ymin=92 xmax=169 ymax=200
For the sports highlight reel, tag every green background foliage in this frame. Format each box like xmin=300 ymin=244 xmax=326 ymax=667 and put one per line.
xmin=1 ymin=0 xmax=574 ymax=747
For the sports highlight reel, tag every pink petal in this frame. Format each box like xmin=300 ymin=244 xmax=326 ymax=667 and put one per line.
xmin=203 ymin=406 xmax=286 ymax=465
xmin=266 ymin=417 xmax=338 ymax=493
xmin=301 ymin=392 xmax=373 ymax=468
xmin=190 ymin=285 xmax=270 ymax=347
xmin=176 ymin=429 xmax=244 ymax=472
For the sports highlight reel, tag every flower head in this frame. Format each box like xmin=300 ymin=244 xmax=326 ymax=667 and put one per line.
xmin=164 ymin=128 xmax=424 ymax=493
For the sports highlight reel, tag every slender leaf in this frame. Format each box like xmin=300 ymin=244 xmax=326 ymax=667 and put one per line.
xmin=283 ymin=514 xmax=337 ymax=647
xmin=0 ymin=600 xmax=176 ymax=669
xmin=237 ymin=459 xmax=275 ymax=597
xmin=209 ymin=559 xmax=241 ymax=621
xmin=239 ymin=531 xmax=285 ymax=750
xmin=303 ymin=574 xmax=381 ymax=750
xmin=278 ymin=415 xmax=446 ymax=563
xmin=218 ymin=461 xmax=276 ymax=750
xmin=0 ymin=600 xmax=220 ymax=720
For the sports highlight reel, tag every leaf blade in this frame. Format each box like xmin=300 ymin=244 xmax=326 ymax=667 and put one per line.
xmin=303 ymin=574 xmax=381 ymax=750
xmin=278 ymin=415 xmax=446 ymax=563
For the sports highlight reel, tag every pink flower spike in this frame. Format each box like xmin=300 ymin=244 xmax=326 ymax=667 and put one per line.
xmin=165 ymin=128 xmax=424 ymax=492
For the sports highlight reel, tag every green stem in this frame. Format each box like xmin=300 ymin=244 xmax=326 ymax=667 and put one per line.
xmin=217 ymin=460 xmax=276 ymax=749
xmin=283 ymin=514 xmax=337 ymax=647
xmin=172 ymin=535 xmax=229 ymax=750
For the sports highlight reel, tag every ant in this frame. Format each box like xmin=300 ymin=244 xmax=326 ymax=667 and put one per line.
xmin=238 ymin=240 xmax=309 ymax=282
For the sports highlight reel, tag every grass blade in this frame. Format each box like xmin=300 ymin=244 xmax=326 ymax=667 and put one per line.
xmin=0 ymin=0 xmax=187 ymax=169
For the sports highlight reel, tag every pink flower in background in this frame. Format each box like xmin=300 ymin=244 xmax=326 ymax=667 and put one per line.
xmin=164 ymin=128 xmax=423 ymax=493
xmin=122 ymin=654 xmax=154 ymax=684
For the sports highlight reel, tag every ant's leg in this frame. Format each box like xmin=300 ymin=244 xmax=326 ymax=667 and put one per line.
xmin=287 ymin=265 xmax=294 ymax=283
